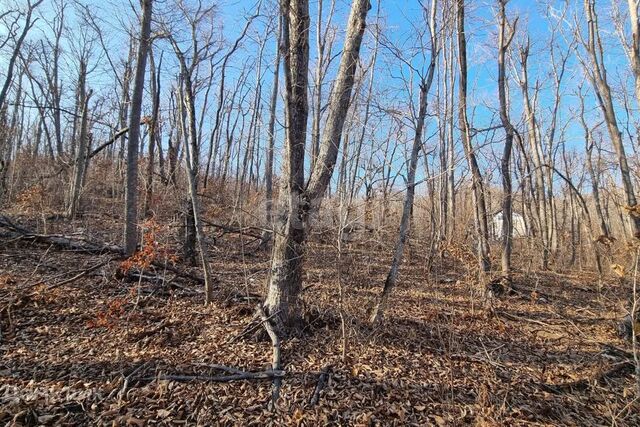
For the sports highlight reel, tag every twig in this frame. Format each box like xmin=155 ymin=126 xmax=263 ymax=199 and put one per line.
xmin=496 ymin=310 xmax=555 ymax=327
xmin=47 ymin=257 xmax=114 ymax=290
xmin=118 ymin=361 xmax=152 ymax=404
xmin=227 ymin=309 xmax=281 ymax=344
xmin=143 ymin=371 xmax=284 ymax=383
xmin=255 ymin=305 xmax=282 ymax=411
xmin=309 ymin=364 xmax=332 ymax=406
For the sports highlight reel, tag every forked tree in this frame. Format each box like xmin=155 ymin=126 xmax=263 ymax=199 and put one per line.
xmin=263 ymin=0 xmax=371 ymax=332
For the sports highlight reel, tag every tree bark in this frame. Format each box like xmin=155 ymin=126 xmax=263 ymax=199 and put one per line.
xmin=68 ymin=89 xmax=92 ymax=218
xmin=263 ymin=16 xmax=283 ymax=243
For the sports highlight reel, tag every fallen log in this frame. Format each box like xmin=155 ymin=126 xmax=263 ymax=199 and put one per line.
xmin=201 ymin=218 xmax=266 ymax=241
xmin=0 ymin=215 xmax=123 ymax=254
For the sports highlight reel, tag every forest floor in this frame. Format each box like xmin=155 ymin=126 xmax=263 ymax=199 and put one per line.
xmin=0 ymin=211 xmax=639 ymax=426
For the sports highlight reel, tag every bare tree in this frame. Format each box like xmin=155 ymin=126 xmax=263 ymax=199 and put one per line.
xmin=0 ymin=0 xmax=44 ymax=111
xmin=143 ymin=49 xmax=162 ymax=217
xmin=369 ymin=0 xmax=439 ymax=324
xmin=577 ymin=0 xmax=640 ymax=237
xmin=310 ymin=0 xmax=337 ymax=170
xmin=0 ymin=0 xmax=44 ymax=198
xmin=263 ymin=14 xmax=283 ymax=244
xmin=38 ymin=0 xmax=66 ymax=157
xmin=577 ymin=84 xmax=609 ymax=239
xmin=163 ymin=1 xmax=219 ymax=302
xmin=457 ymin=0 xmax=491 ymax=274
xmin=514 ymin=38 xmax=551 ymax=269
xmin=203 ymin=11 xmax=258 ymax=189
xmin=263 ymin=0 xmax=371 ymax=332
xmin=124 ymin=0 xmax=153 ymax=256
xmin=496 ymin=0 xmax=517 ymax=278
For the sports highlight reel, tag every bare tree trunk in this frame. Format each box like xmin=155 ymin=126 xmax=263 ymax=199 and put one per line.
xmin=457 ymin=0 xmax=491 ymax=274
xmin=264 ymin=0 xmax=312 ymax=331
xmin=263 ymin=16 xmax=283 ymax=243
xmin=165 ymin=5 xmax=218 ymax=303
xmin=369 ymin=9 xmax=438 ymax=323
xmin=68 ymin=90 xmax=92 ymax=219
xmin=582 ymin=0 xmax=640 ymax=237
xmin=167 ymin=90 xmax=179 ymax=186
xmin=144 ymin=50 xmax=161 ymax=217
xmin=497 ymin=0 xmax=517 ymax=278
xmin=579 ymin=91 xmax=609 ymax=237
xmin=181 ymin=74 xmax=215 ymax=304
xmin=118 ymin=39 xmax=134 ymax=164
xmin=446 ymin=33 xmax=456 ymax=239
xmin=124 ymin=0 xmax=153 ymax=256
xmin=264 ymin=0 xmax=370 ymax=332
xmin=517 ymin=40 xmax=550 ymax=269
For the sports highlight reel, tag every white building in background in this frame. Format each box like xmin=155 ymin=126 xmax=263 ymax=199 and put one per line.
xmin=490 ymin=211 xmax=528 ymax=240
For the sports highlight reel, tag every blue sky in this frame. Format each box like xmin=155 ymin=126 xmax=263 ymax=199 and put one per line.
xmin=2 ymin=0 xmax=638 ymax=194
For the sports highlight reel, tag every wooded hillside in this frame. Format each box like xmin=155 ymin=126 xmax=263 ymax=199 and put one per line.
xmin=0 ymin=0 xmax=639 ymax=425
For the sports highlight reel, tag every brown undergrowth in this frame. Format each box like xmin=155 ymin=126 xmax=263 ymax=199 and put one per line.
xmin=0 ymin=212 xmax=638 ymax=426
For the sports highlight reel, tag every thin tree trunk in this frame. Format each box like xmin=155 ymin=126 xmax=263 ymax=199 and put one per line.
xmin=369 ymin=32 xmax=438 ymax=323
xmin=68 ymin=90 xmax=92 ymax=219
xmin=124 ymin=0 xmax=153 ymax=256
xmin=497 ymin=0 xmax=517 ymax=278
xmin=457 ymin=0 xmax=491 ymax=275
xmin=263 ymin=16 xmax=283 ymax=243
xmin=144 ymin=50 xmax=162 ymax=217
xmin=517 ymin=40 xmax=550 ymax=269
xmin=583 ymin=0 xmax=640 ymax=237
xmin=579 ymin=92 xmax=609 ymax=237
